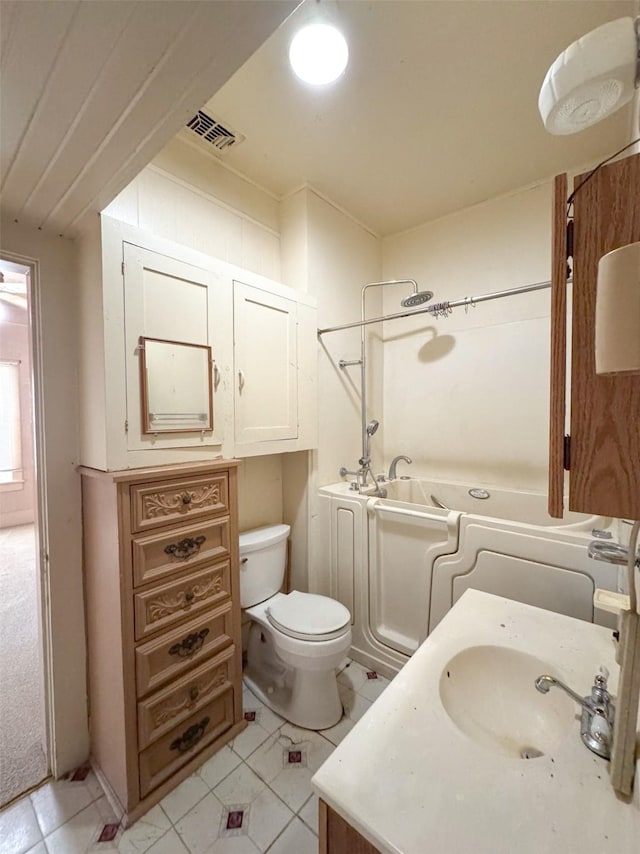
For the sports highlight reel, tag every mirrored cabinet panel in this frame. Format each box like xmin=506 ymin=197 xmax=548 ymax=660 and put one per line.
xmin=139 ymin=337 xmax=213 ymax=434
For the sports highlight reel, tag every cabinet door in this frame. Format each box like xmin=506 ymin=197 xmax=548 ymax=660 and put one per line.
xmin=568 ymin=154 xmax=640 ymax=519
xmin=123 ymin=243 xmax=225 ymax=449
xmin=233 ymin=281 xmax=297 ymax=444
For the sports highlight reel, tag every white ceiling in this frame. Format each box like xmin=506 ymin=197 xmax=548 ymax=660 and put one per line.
xmin=202 ymin=0 xmax=636 ymax=235
xmin=0 ymin=0 xmax=297 ymax=236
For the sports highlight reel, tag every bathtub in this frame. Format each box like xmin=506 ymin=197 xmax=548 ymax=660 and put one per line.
xmin=317 ymin=478 xmax=617 ymax=678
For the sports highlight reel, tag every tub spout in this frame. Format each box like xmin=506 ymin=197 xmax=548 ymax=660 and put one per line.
xmin=388 ymin=455 xmax=412 ymax=480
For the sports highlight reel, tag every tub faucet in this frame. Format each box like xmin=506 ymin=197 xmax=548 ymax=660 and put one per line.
xmin=588 ymin=539 xmax=640 ymax=567
xmin=339 ymin=463 xmax=386 ymax=496
xmin=388 ymin=455 xmax=412 ymax=480
xmin=534 ymin=668 xmax=615 ymax=759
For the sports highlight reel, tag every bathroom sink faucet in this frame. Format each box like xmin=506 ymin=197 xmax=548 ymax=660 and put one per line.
xmin=388 ymin=455 xmax=412 ymax=480
xmin=534 ymin=668 xmax=615 ymax=759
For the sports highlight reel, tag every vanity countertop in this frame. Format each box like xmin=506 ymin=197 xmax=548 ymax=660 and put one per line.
xmin=311 ymin=590 xmax=640 ymax=853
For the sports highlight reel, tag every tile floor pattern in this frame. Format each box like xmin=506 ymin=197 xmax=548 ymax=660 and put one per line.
xmin=0 ymin=661 xmax=391 ymax=854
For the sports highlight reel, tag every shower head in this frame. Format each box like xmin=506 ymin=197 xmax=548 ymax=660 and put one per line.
xmin=401 ymin=290 xmax=434 ymax=309
xmin=366 ymin=419 xmax=379 ymax=436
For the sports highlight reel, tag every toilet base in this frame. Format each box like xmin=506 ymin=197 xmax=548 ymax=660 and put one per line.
xmin=244 ymin=622 xmax=344 ymax=729
xmin=243 ymin=666 xmax=343 ymax=731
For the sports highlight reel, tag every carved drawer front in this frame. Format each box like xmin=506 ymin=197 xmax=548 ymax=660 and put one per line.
xmin=137 ymin=646 xmax=234 ymax=750
xmin=135 ymin=602 xmax=233 ymax=697
xmin=139 ymin=687 xmax=234 ymax=798
xmin=132 ymin=516 xmax=231 ymax=588
xmin=134 ymin=561 xmax=231 ymax=642
xmin=130 ymin=472 xmax=229 ymax=533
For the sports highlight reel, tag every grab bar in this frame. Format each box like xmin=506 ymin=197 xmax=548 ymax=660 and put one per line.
xmin=367 ymin=500 xmax=446 ymax=523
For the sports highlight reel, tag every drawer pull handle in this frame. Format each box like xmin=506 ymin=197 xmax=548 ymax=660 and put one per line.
xmin=169 ymin=628 xmax=209 ymax=658
xmin=165 ymin=536 xmax=206 ymax=560
xmin=184 ymin=590 xmax=195 ymax=603
xmin=182 ymin=493 xmax=192 ymax=505
xmin=170 ymin=717 xmax=210 ymax=754
xmin=189 ymin=686 xmax=200 ymax=702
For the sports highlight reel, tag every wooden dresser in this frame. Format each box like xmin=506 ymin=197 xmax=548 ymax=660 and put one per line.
xmin=80 ymin=460 xmax=245 ymax=826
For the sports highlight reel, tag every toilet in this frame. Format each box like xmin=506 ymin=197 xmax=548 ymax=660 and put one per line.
xmin=240 ymin=524 xmax=352 ymax=730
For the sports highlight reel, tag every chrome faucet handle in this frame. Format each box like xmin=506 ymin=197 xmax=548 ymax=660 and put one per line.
xmin=587 ymin=540 xmax=633 ymax=566
xmin=339 ymin=466 xmax=360 ymax=478
xmin=535 ymin=669 xmax=615 ymax=759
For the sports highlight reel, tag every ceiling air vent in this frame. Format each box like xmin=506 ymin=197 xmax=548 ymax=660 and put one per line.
xmin=186 ymin=110 xmax=244 ymax=155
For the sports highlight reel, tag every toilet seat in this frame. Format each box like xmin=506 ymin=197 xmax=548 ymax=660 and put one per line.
xmin=266 ymin=591 xmax=350 ymax=641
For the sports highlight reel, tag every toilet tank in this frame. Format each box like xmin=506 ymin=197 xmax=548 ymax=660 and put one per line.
xmin=239 ymin=524 xmax=291 ymax=608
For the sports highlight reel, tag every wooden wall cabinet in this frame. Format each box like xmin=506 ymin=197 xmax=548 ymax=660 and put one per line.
xmin=81 ymin=460 xmax=245 ymax=826
xmin=549 ymin=152 xmax=640 ymax=520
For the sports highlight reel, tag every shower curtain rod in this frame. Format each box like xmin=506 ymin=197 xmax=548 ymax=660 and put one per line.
xmin=317 ymin=279 xmax=554 ymax=337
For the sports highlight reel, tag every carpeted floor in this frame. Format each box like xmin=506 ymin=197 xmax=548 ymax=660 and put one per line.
xmin=0 ymin=524 xmax=48 ymax=806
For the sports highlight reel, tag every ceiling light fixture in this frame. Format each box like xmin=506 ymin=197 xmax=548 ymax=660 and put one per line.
xmin=538 ymin=16 xmax=639 ymax=135
xmin=289 ymin=22 xmax=348 ymax=85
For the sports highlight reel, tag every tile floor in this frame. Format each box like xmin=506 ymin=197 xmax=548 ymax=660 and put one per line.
xmin=1 ymin=660 xmax=392 ymax=854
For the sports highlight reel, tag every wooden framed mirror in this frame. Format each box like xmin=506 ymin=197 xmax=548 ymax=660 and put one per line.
xmin=139 ymin=336 xmax=213 ymax=434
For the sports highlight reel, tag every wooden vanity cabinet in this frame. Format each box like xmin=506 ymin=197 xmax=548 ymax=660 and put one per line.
xmin=80 ymin=460 xmax=245 ymax=826
xmin=549 ymin=152 xmax=640 ymax=519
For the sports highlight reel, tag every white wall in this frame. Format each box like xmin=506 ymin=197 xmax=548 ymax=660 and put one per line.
xmin=0 ymin=220 xmax=89 ymax=777
xmin=103 ymin=136 xmax=281 ymax=281
xmin=382 ymin=181 xmax=554 ymax=491
xmin=279 ymin=188 xmax=381 ymax=593
xmin=306 ymin=189 xmax=382 ymax=488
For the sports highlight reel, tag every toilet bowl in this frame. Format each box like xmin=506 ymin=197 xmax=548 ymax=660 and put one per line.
xmin=240 ymin=525 xmax=352 ymax=730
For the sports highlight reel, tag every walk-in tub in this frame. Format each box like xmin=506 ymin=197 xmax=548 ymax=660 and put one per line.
xmin=317 ymin=478 xmax=616 ymax=677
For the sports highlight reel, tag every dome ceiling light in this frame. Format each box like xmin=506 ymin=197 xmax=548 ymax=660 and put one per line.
xmin=289 ymin=22 xmax=348 ymax=85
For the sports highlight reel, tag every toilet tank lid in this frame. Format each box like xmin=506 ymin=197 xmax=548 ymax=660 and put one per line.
xmin=239 ymin=524 xmax=291 ymax=554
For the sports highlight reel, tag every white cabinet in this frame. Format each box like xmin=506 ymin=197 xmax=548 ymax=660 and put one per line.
xmin=123 ymin=243 xmax=226 ymax=450
xmin=233 ymin=282 xmax=297 ymax=445
xmin=77 ymin=216 xmax=317 ymax=471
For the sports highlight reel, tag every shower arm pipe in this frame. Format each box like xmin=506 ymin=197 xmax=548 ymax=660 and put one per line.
xmin=317 ymin=279 xmax=554 ymax=337
xmin=359 ymin=280 xmax=419 ymax=473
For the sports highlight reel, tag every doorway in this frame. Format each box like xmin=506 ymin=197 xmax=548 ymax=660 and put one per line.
xmin=0 ymin=258 xmax=49 ymax=806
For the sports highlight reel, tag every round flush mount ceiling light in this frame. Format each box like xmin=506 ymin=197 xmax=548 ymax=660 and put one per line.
xmin=538 ymin=17 xmax=639 ymax=135
xmin=289 ymin=23 xmax=348 ymax=85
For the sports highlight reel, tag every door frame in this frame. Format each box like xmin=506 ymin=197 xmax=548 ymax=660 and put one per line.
xmin=1 ymin=251 xmax=53 ymax=784
xmin=1 ymin=249 xmax=88 ymax=780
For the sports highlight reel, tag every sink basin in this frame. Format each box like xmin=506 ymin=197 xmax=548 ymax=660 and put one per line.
xmin=439 ymin=645 xmax=576 ymax=759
